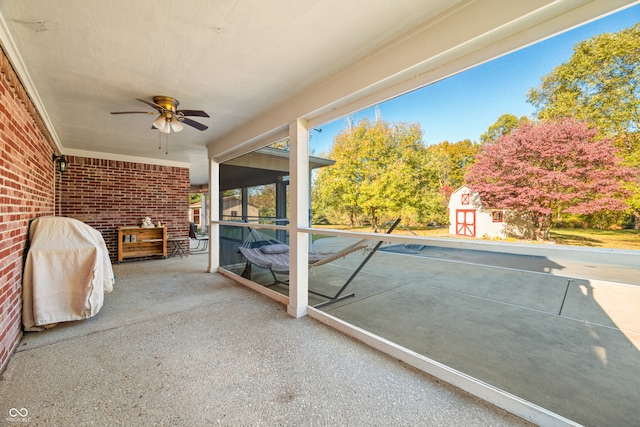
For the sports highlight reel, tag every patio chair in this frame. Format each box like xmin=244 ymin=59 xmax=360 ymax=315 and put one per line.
xmin=189 ymin=222 xmax=209 ymax=252
xmin=238 ymin=218 xmax=401 ymax=307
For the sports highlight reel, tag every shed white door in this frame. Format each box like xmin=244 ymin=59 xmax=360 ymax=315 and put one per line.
xmin=455 ymin=209 xmax=476 ymax=237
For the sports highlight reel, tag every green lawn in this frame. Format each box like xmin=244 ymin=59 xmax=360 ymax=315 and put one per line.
xmin=549 ymin=228 xmax=640 ymax=250
xmin=313 ymin=224 xmax=640 ymax=251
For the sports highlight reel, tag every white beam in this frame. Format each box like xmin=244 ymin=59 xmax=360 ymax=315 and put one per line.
xmin=287 ymin=119 xmax=309 ymax=318
xmin=208 ymin=158 xmax=220 ymax=273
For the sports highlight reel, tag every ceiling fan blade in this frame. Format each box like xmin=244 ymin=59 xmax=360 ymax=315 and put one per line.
xmin=180 ymin=117 xmax=208 ymax=131
xmin=178 ymin=109 xmax=210 ymax=118
xmin=136 ymin=98 xmax=164 ymax=111
xmin=110 ymin=111 xmax=157 ymax=115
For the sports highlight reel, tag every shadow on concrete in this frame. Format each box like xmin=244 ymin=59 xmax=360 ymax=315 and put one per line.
xmin=241 ymin=239 xmax=640 ymax=426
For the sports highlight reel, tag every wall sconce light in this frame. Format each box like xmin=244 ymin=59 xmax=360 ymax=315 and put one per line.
xmin=52 ymin=154 xmax=68 ymax=173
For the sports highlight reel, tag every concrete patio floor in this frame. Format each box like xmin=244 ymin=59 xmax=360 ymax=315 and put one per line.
xmin=0 ymin=253 xmax=531 ymax=426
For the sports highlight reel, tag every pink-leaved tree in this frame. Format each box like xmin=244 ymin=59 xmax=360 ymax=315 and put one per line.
xmin=465 ymin=119 xmax=634 ymax=240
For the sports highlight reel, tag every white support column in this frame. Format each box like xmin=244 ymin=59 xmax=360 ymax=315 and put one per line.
xmin=208 ymin=157 xmax=220 ymax=273
xmin=287 ymin=119 xmax=309 ymax=318
xmin=200 ymin=193 xmax=207 ymax=232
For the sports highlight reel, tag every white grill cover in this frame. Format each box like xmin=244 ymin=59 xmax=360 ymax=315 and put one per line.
xmin=22 ymin=216 xmax=114 ymax=331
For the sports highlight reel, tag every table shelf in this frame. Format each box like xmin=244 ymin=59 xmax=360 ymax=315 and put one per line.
xmin=117 ymin=226 xmax=167 ymax=262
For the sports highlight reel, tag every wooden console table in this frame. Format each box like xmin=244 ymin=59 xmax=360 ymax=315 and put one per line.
xmin=117 ymin=226 xmax=167 ymax=262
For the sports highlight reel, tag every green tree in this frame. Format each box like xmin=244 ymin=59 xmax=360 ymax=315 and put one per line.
xmin=405 ymin=147 xmax=448 ymax=225
xmin=248 ymin=185 xmax=277 ymax=219
xmin=428 ymin=139 xmax=479 ymax=190
xmin=527 ymin=23 xmax=640 ymax=227
xmin=268 ymin=137 xmax=289 ymax=150
xmin=189 ymin=193 xmax=201 ymax=204
xmin=313 ymin=118 xmax=442 ymax=227
xmin=312 ymin=122 xmax=364 ymax=226
xmin=480 ymin=114 xmax=529 ymax=144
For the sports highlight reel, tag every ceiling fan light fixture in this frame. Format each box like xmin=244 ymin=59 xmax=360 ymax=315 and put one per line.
xmin=170 ymin=119 xmax=183 ymax=132
xmin=159 ymin=122 xmax=171 ymax=133
xmin=153 ymin=115 xmax=167 ymax=130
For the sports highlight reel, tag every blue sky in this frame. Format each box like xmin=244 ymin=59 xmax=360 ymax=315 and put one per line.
xmin=311 ymin=4 xmax=640 ymax=155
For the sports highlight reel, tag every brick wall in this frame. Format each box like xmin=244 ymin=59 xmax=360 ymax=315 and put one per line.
xmin=60 ymin=156 xmax=191 ymax=260
xmin=0 ymin=46 xmax=56 ymax=373
xmin=1 ymin=43 xmax=191 ymax=374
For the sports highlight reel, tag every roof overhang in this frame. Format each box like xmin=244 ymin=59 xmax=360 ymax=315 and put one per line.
xmin=220 ymin=147 xmax=334 ymax=191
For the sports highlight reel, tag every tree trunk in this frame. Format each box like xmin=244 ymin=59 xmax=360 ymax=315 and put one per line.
xmin=370 ymin=207 xmax=378 ymax=230
xmin=532 ymin=212 xmax=552 ymax=241
xmin=634 ymin=210 xmax=640 ymax=230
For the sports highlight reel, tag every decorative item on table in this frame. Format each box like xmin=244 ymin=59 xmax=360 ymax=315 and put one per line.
xmin=141 ymin=217 xmax=154 ymax=228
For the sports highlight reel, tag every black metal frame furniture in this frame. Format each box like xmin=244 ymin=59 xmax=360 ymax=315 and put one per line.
xmin=189 ymin=223 xmax=209 ymax=253
xmin=168 ymin=237 xmax=189 ymax=258
xmin=239 ymin=218 xmax=401 ymax=307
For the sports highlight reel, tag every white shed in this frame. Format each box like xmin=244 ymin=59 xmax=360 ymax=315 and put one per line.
xmin=448 ymin=186 xmax=537 ymax=239
xmin=448 ymin=186 xmax=506 ymax=238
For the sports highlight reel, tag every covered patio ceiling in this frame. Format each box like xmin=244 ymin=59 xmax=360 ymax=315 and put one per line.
xmin=0 ymin=0 xmax=636 ymax=186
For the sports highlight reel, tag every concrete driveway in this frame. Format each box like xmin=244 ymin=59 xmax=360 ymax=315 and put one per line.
xmin=259 ymin=239 xmax=640 ymax=427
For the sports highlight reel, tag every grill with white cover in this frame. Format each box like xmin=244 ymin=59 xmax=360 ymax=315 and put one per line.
xmin=22 ymin=216 xmax=114 ymax=331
